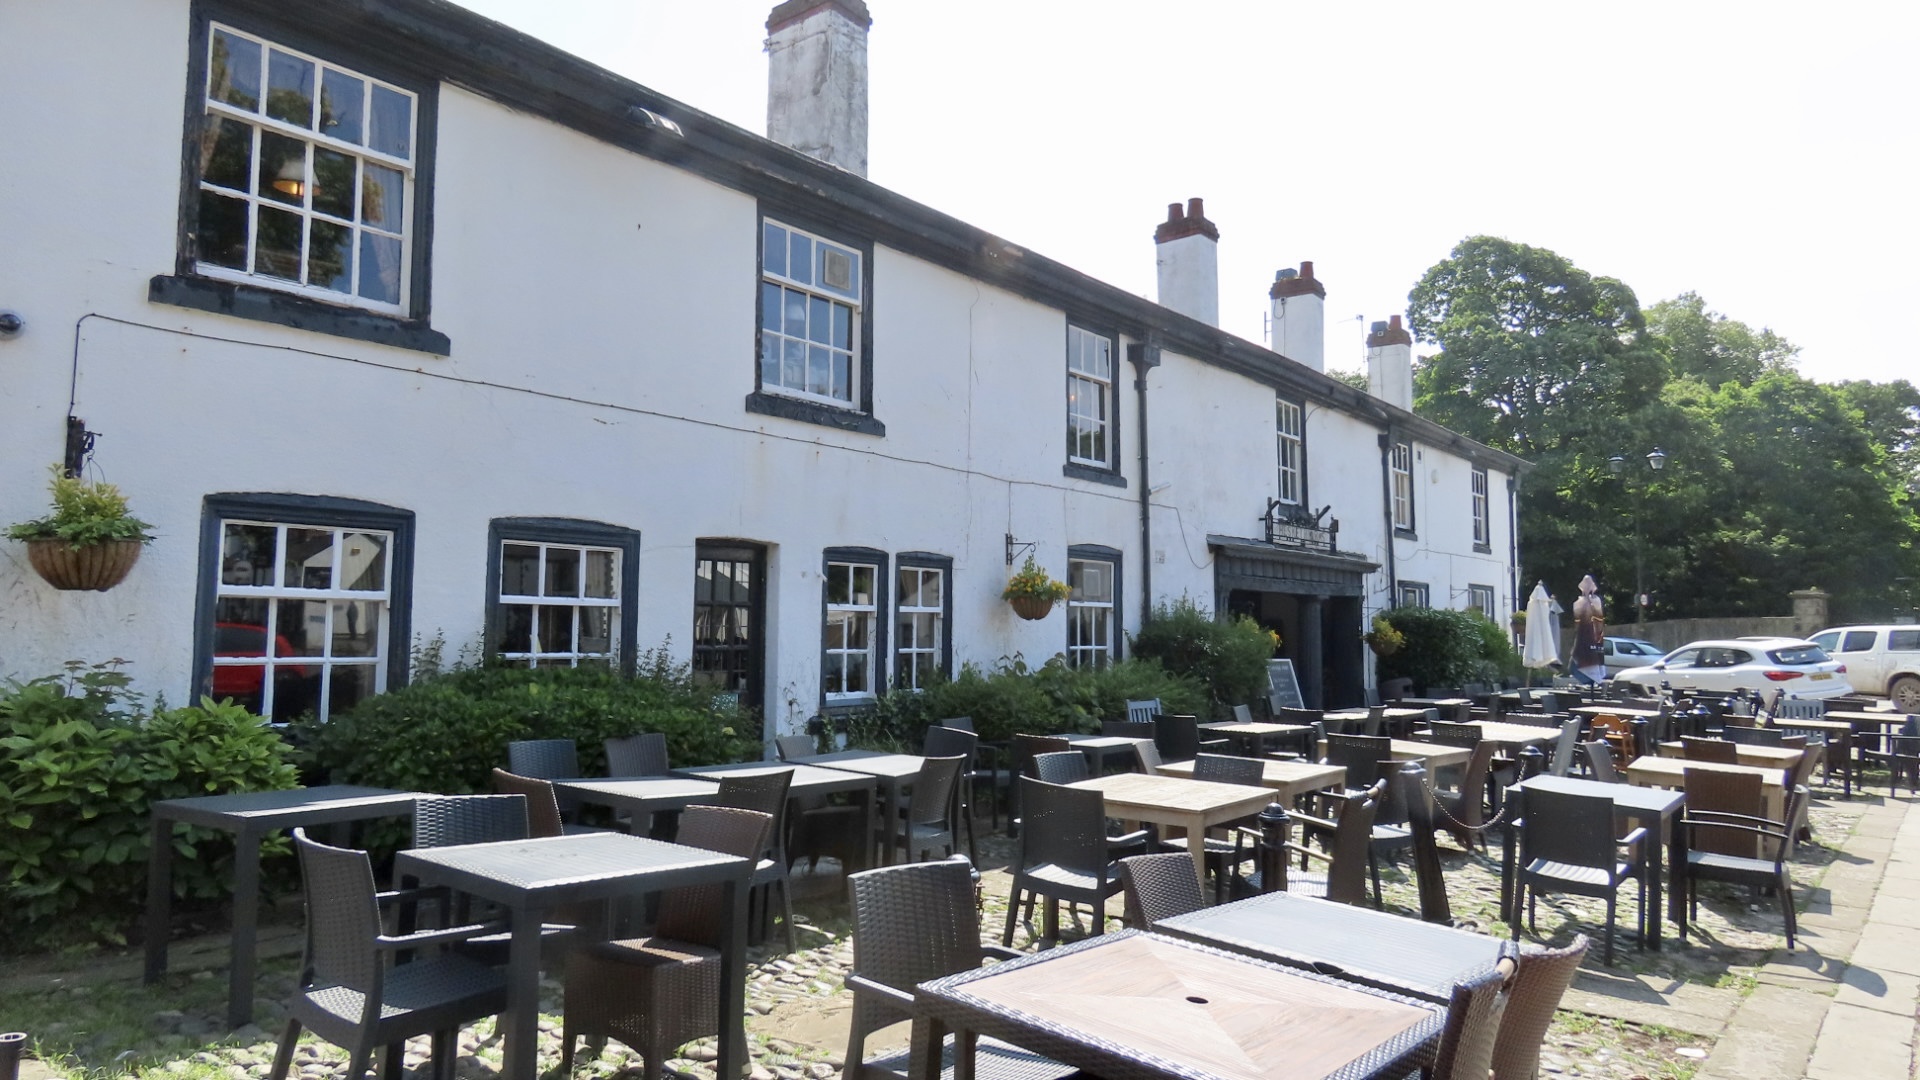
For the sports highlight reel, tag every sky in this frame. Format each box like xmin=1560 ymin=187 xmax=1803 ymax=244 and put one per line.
xmin=455 ymin=1 xmax=1918 ymax=386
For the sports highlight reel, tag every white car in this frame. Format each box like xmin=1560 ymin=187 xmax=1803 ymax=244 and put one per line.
xmin=1807 ymin=626 xmax=1920 ymax=711
xmin=1611 ymin=637 xmax=1850 ymax=700
xmin=1601 ymin=637 xmax=1664 ymax=677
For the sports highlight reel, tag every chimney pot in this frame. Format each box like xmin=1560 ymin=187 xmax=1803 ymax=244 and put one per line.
xmin=1389 ymin=314 xmax=1403 ymax=332
xmin=1187 ymin=197 xmax=1205 ymax=219
xmin=1299 ymin=260 xmax=1314 ymax=279
xmin=1167 ymin=202 xmax=1184 ymax=221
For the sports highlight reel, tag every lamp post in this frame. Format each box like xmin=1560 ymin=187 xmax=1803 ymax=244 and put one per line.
xmin=1608 ymin=447 xmax=1668 ymax=626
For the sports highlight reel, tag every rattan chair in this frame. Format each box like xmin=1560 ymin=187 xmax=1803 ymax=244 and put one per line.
xmin=272 ymin=830 xmax=507 ymax=1080
xmin=1393 ymin=763 xmax=1450 ymax=923
xmin=1432 ymin=740 xmax=1500 ymax=852
xmin=1683 ymin=786 xmax=1807 ymax=951
xmin=561 ymin=806 xmax=772 ymax=1080
xmin=1007 ymin=734 xmax=1071 ymax=835
xmin=1116 ymin=852 xmax=1206 ymax=929
xmin=1512 ymin=787 xmax=1647 ymax=964
xmin=1132 ymin=738 xmax=1164 ymax=774
xmin=939 ymin=716 xmax=1011 ymax=832
xmin=1322 ymin=733 xmax=1394 ymax=790
xmin=773 ymin=734 xmax=817 ymax=762
xmin=844 ymin=857 xmax=1076 ymax=1080
xmin=1002 ymin=777 xmax=1124 ymax=946
xmin=1723 ymin=725 xmax=1784 ymax=748
xmin=1581 ymin=741 xmax=1621 ymax=783
xmin=507 ymin=738 xmax=579 ymax=779
xmin=1681 ymin=737 xmax=1740 ymax=764
xmin=1100 ymin=719 xmax=1157 ymax=743
xmin=1158 ymin=753 xmax=1267 ymax=901
xmin=922 ymin=725 xmax=984 ymax=859
xmin=1490 ymin=936 xmax=1589 ymax=1080
xmin=705 ymin=770 xmax=798 ymax=953
xmin=1232 ymin=780 xmax=1383 ymax=906
xmin=878 ymin=754 xmax=968 ymax=863
xmin=1152 ymin=713 xmax=1227 ymax=763
xmin=1548 ymin=717 xmax=1584 ymax=778
xmin=412 ymin=794 xmax=528 ymax=848
xmin=1429 ymin=962 xmax=1514 ymax=1080
xmin=1024 ymin=752 xmax=1147 ymax=924
xmin=1683 ymin=769 xmax=1765 ymax=857
xmin=605 ymin=732 xmax=670 ymax=776
xmin=490 ymin=768 xmax=569 ymax=838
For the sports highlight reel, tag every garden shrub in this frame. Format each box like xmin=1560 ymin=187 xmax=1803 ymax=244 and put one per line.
xmin=0 ymin=662 xmax=298 ymax=949
xmin=1375 ymin=607 xmax=1506 ymax=693
xmin=856 ymin=654 xmax=1205 ymax=748
xmin=1128 ymin=597 xmax=1276 ymax=717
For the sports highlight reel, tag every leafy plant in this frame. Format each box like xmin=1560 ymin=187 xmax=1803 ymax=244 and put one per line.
xmin=1373 ymin=607 xmax=1491 ymax=693
xmin=1128 ymin=597 xmax=1275 ymax=717
xmin=6 ymin=465 xmax=154 ymax=547
xmin=1000 ymin=555 xmax=1070 ymax=602
xmin=854 ymin=653 xmax=1205 ymax=747
xmin=1364 ymin=615 xmax=1406 ymax=657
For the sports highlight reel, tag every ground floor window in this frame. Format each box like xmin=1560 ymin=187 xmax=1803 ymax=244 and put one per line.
xmin=823 ymin=548 xmax=887 ymax=703
xmin=1066 ymin=545 xmax=1121 ymax=669
xmin=1467 ymin=584 xmax=1497 ymax=621
xmin=693 ymin=541 xmax=764 ymax=708
xmin=895 ymin=554 xmax=952 ymax=690
xmin=1397 ymin=580 xmax=1430 ymax=608
xmin=489 ymin=518 xmax=639 ymax=670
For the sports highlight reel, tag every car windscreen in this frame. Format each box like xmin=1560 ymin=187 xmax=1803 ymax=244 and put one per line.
xmin=1768 ymin=645 xmax=1830 ymax=665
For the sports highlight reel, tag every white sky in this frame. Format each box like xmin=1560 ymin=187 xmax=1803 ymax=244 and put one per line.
xmin=456 ymin=1 xmax=1918 ymax=385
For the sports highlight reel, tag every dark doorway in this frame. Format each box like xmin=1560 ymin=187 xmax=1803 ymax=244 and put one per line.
xmin=692 ymin=541 xmax=766 ymax=711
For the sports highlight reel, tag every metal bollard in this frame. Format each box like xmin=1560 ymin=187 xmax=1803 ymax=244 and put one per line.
xmin=1518 ymin=745 xmax=1547 ymax=781
xmin=1257 ymin=800 xmax=1290 ymax=894
xmin=1 ymin=1031 xmax=26 ymax=1080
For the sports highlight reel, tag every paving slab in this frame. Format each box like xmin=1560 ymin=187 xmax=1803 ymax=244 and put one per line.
xmin=1868 ymin=891 xmax=1920 ymax=931
xmin=1852 ymin=923 xmax=1920 ymax=977
xmin=1834 ymin=964 xmax=1920 ymax=1017
xmin=1561 ymin=978 xmax=1732 ymax=1037
xmin=1804 ymin=1001 xmax=1915 ymax=1080
xmin=1695 ymin=983 xmax=1829 ymax=1080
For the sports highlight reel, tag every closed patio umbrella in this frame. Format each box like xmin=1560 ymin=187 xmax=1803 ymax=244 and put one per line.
xmin=1523 ymin=582 xmax=1559 ymax=681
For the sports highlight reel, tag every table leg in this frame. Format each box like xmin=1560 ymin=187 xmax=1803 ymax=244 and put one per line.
xmin=226 ymin=827 xmax=264 ymax=1029
xmin=143 ymin=814 xmax=175 ymax=984
xmin=498 ymin=902 xmax=546 ymax=1080
xmin=1499 ymin=805 xmax=1518 ymax=925
xmin=1642 ymin=811 xmax=1664 ymax=950
xmin=716 ymin=875 xmax=748 ymax=1079
xmin=882 ymin=779 xmax=902 ymax=866
xmin=1183 ymin=814 xmax=1208 ymax=883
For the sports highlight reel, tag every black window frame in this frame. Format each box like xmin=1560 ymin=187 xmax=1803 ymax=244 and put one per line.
xmin=1062 ymin=321 xmax=1125 ymax=487
xmin=192 ymin=491 xmax=415 ymax=717
xmin=748 ymin=206 xmax=884 ymax=436
xmin=1066 ymin=543 xmax=1124 ymax=667
xmin=1396 ymin=580 xmax=1429 ymax=609
xmin=1471 ymin=465 xmax=1492 ymax=553
xmin=820 ymin=546 xmax=889 ymax=711
xmin=1390 ymin=439 xmax=1417 ymax=538
xmin=893 ymin=551 xmax=955 ymax=691
xmin=153 ymin=1 xmax=449 ymax=355
xmin=1467 ymin=584 xmax=1496 ymax=620
xmin=1275 ymin=394 xmax=1308 ymax=508
xmin=486 ymin=517 xmax=641 ymax=673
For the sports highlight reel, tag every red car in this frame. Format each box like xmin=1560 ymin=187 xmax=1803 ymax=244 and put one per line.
xmin=213 ymin=622 xmax=308 ymax=697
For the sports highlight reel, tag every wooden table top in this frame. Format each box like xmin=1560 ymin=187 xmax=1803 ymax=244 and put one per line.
xmin=1763 ymin=717 xmax=1854 ymax=735
xmin=1569 ymin=704 xmax=1665 ymax=719
xmin=1157 ymin=758 xmax=1345 ymax=798
xmin=1199 ymin=721 xmax=1312 ymax=736
xmin=1464 ymin=721 xmax=1559 ymax=746
xmin=792 ymin=750 xmax=927 ymax=780
xmin=1826 ymin=711 xmax=1917 ymax=727
xmin=1386 ymin=741 xmax=1472 ymax=770
xmin=1625 ymin=756 xmax=1785 ymax=791
xmin=1655 ymin=742 xmax=1803 ymax=769
xmin=1070 ymin=772 xmax=1273 ymax=819
xmin=1325 ymin=708 xmax=1432 ymax=721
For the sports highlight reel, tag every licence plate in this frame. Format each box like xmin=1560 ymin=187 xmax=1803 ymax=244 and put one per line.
xmin=1810 ymin=673 xmax=1832 ymax=680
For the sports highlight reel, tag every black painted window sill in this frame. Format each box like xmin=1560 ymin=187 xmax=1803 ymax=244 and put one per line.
xmin=149 ymin=275 xmax=451 ymax=355
xmin=1062 ymin=462 xmax=1127 ymax=488
xmin=1394 ymin=527 xmax=1418 ymax=540
xmin=745 ymin=391 xmax=886 ymax=436
xmin=1473 ymin=543 xmax=1493 ymax=554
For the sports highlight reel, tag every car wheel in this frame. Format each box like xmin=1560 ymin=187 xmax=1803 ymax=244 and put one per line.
xmin=1892 ymin=675 xmax=1920 ymax=712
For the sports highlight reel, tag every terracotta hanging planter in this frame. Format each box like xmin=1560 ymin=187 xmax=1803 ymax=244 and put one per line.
xmin=1008 ymin=595 xmax=1055 ymax=621
xmin=26 ymin=538 xmax=143 ymax=591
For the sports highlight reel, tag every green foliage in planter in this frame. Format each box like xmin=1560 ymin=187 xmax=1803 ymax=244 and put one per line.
xmin=1375 ymin=607 xmax=1522 ymax=692
xmin=854 ymin=653 xmax=1206 ymax=748
xmin=1128 ymin=597 xmax=1276 ymax=717
xmin=1001 ymin=555 xmax=1070 ymax=602
xmin=300 ymin=643 xmax=756 ymax=799
xmin=6 ymin=465 xmax=154 ymax=546
xmin=1468 ymin=611 xmax=1526 ymax=683
xmin=0 ymin=662 xmax=297 ymax=950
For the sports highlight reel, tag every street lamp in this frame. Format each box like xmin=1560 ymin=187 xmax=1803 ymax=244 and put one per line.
xmin=1607 ymin=447 xmax=1668 ymax=625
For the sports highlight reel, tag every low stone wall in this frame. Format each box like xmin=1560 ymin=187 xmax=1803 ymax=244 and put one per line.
xmin=1625 ymin=615 xmax=1819 ymax=652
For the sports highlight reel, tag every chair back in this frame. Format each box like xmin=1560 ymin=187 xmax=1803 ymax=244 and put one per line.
xmin=1681 ymin=736 xmax=1739 ymax=764
xmin=491 ymin=768 xmax=565 ymax=838
xmin=938 ymin=716 xmax=975 ymax=732
xmin=1393 ymin=763 xmax=1450 ymax=923
xmin=1548 ymin=717 xmax=1583 ymax=778
xmin=506 ymin=738 xmax=579 ymax=780
xmin=1518 ymin=788 xmax=1616 ymax=869
xmin=846 ymin=856 xmax=983 ymax=1034
xmin=1153 ymin=714 xmax=1205 ymax=762
xmin=1011 ymin=733 xmax=1071 ymax=776
xmin=1100 ymin=719 xmax=1156 ymax=741
xmin=1430 ymin=963 xmax=1513 ymax=1080
xmin=1031 ymin=750 xmax=1090 ymax=785
xmin=1117 ymin=853 xmax=1205 ymax=928
xmin=908 ymin=755 xmax=968 ymax=828
xmin=291 ymin=828 xmax=386 ymax=995
xmin=412 ymin=794 xmax=529 ymax=848
xmin=1490 ymin=936 xmax=1589 ymax=1080
xmin=1276 ymin=706 xmax=1325 ymax=727
xmin=1231 ymin=703 xmax=1254 ymax=724
xmin=708 ymin=768 xmax=794 ymax=865
xmin=1684 ymin=768 xmax=1766 ymax=857
xmin=1323 ymin=780 xmax=1384 ymax=906
xmin=774 ymin=734 xmax=816 ymax=762
xmin=1192 ymin=753 xmax=1263 ymax=787
xmin=1581 ymin=741 xmax=1620 ymax=782
xmin=922 ymin=724 xmax=979 ymax=766
xmin=1772 ymin=698 xmax=1827 ymax=720
xmin=1427 ymin=721 xmax=1482 ymax=748
xmin=1323 ymin=733 xmax=1393 ymax=789
xmin=655 ymin=805 xmax=773 ymax=945
xmin=1132 ymin=739 xmax=1164 ymax=774
xmin=1724 ymin=725 xmax=1784 ymax=747
xmin=604 ymin=732 xmax=669 ymax=777
xmin=1379 ymin=677 xmax=1413 ymax=701
xmin=1017 ymin=777 xmax=1108 ymax=878
xmin=1125 ymin=699 xmax=1163 ymax=725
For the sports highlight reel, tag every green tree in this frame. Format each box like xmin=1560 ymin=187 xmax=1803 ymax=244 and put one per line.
xmin=1647 ymin=292 xmax=1799 ymax=388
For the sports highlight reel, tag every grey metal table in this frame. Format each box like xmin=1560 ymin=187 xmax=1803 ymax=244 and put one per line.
xmin=554 ymin=776 xmax=722 ymax=835
xmin=792 ymin=750 xmax=926 ymax=865
xmin=1055 ymin=732 xmax=1150 ymax=773
xmin=1504 ymin=774 xmax=1687 ymax=948
xmin=394 ymin=831 xmax=751 ymax=1080
xmin=144 ymin=785 xmax=419 ymax=1028
xmin=1154 ymin=891 xmax=1506 ymax=1003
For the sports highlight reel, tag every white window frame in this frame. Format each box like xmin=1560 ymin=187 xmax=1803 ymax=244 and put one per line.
xmin=1467 ymin=584 xmax=1497 ymax=620
xmin=1471 ymin=466 xmax=1491 ymax=548
xmin=1067 ymin=556 xmax=1117 ymax=669
xmin=824 ymin=560 xmax=880 ymax=701
xmin=760 ymin=218 xmax=863 ymax=408
xmin=1276 ymin=398 xmax=1304 ymax=505
xmin=212 ymin=518 xmax=392 ymax=721
xmin=1067 ymin=326 xmax=1115 ymax=468
xmin=196 ymin=24 xmax=417 ymax=315
xmin=495 ymin=541 xmax=623 ymax=668
xmin=1391 ymin=441 xmax=1415 ymax=532
xmin=894 ymin=564 xmax=945 ymax=691
xmin=1397 ymin=581 xmax=1430 ymax=608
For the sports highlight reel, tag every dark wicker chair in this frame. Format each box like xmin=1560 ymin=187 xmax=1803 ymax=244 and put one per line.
xmin=1160 ymin=753 xmax=1267 ymax=902
xmin=844 ymin=857 xmax=1075 ymax=1080
xmin=878 ymin=754 xmax=967 ymax=863
xmin=1491 ymin=935 xmax=1589 ymax=1080
xmin=1117 ymin=852 xmax=1205 ymax=929
xmin=1512 ymin=787 xmax=1647 ymax=964
xmin=1393 ymin=763 xmax=1451 ymax=923
xmin=272 ymin=830 xmax=507 ymax=1080
xmin=1683 ymin=786 xmax=1806 ymax=951
xmin=605 ymin=732 xmax=670 ymax=776
xmin=1681 ymin=737 xmax=1740 ymax=764
xmin=409 ymin=794 xmax=578 ymax=962
xmin=490 ymin=768 xmax=569 ymax=838
xmin=561 ymin=806 xmax=773 ymax=1080
xmin=1232 ymin=780 xmax=1383 ymax=906
xmin=1682 ymin=769 xmax=1765 ymax=858
xmin=1192 ymin=752 xmax=1263 ymax=787
xmin=1322 ymin=733 xmax=1394 ymax=791
xmin=1007 ymin=734 xmax=1071 ymax=835
xmin=773 ymin=734 xmax=817 ymax=762
xmin=1429 ymin=962 xmax=1515 ymax=1080
xmin=507 ymin=738 xmax=579 ymax=779
xmin=1432 ymin=740 xmax=1500 ymax=852
xmin=1031 ymin=750 xmax=1088 ymax=785
xmin=922 ymin=725 xmax=983 ymax=859
xmin=940 ymin=716 xmax=1011 ymax=832
xmin=1548 ymin=717 xmax=1584 ymax=778
xmin=1152 ymin=714 xmax=1227 ymax=763
xmin=1002 ymin=777 xmax=1123 ymax=946
xmin=1582 ymin=741 xmax=1621 ymax=783
xmin=1723 ymin=725 xmax=1784 ymax=748
xmin=706 ymin=770 xmax=798 ymax=953
xmin=772 ymin=734 xmax=867 ymax=871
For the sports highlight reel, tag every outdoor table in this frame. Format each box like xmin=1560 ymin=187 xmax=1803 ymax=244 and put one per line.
xmin=1504 ymin=774 xmax=1687 ymax=948
xmin=1154 ymin=891 xmax=1506 ymax=1003
xmin=553 ymin=776 xmax=721 ymax=836
xmin=909 ymin=930 xmax=1444 ymax=1080
xmin=1624 ymin=756 xmax=1786 ymax=822
xmin=1325 ymin=707 xmax=1430 ymax=737
xmin=144 ymin=785 xmax=419 ymax=1028
xmin=1429 ymin=721 xmax=1557 ymax=750
xmin=394 ymin=831 xmax=750 ymax=1080
xmin=1822 ymin=710 xmax=1913 ymax=726
xmin=1067 ymin=773 xmax=1271 ymax=880
xmin=1656 ymin=741 xmax=1803 ymax=771
xmin=1384 ymin=739 xmax=1472 ymax=772
xmin=1055 ymin=732 xmax=1151 ymax=773
xmin=1155 ymin=757 xmax=1345 ymax=805
xmin=1393 ymin=697 xmax=1472 ymax=709
xmin=1197 ymin=720 xmax=1312 ymax=757
xmin=792 ymin=749 xmax=927 ymax=865
xmin=1766 ymin=717 xmax=1854 ymax=796
xmin=674 ymin=761 xmax=878 ymax=861
xmin=1569 ymin=704 xmax=1664 ymax=720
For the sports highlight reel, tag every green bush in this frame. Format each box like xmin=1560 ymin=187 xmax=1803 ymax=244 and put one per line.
xmin=1374 ymin=608 xmax=1493 ymax=693
xmin=0 ymin=663 xmax=298 ymax=949
xmin=1466 ymin=612 xmax=1525 ymax=684
xmin=856 ymin=654 xmax=1206 ymax=748
xmin=1128 ymin=598 xmax=1276 ymax=717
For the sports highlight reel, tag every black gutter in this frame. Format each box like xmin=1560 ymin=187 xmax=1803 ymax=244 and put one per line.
xmin=1378 ymin=432 xmax=1398 ymax=604
xmin=1129 ymin=342 xmax=1160 ymax=627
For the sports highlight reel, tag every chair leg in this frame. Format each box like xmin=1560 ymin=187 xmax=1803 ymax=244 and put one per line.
xmin=1368 ymin=851 xmax=1384 ymax=910
xmin=1043 ymin=896 xmax=1060 ymax=946
xmin=270 ymin=1020 xmax=302 ymax=1080
xmin=1604 ymin=893 xmax=1616 ymax=966
xmin=779 ymin=877 xmax=797 ymax=954
xmin=345 ymin=1045 xmax=373 ymax=1080
xmin=379 ymin=1040 xmax=404 ymax=1080
xmin=1001 ymin=888 xmax=1022 ymax=946
xmin=1780 ymin=874 xmax=1798 ymax=950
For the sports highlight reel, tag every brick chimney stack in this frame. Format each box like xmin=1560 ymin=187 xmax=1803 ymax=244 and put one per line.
xmin=1269 ymin=261 xmax=1326 ymax=372
xmin=1366 ymin=315 xmax=1414 ymax=410
xmin=1153 ymin=198 xmax=1220 ymax=327
xmin=766 ymin=0 xmax=871 ymax=175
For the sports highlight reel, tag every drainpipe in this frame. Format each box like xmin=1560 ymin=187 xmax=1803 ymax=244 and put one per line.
xmin=1129 ymin=342 xmax=1160 ymax=627
xmin=1378 ymin=432 xmax=1398 ymax=605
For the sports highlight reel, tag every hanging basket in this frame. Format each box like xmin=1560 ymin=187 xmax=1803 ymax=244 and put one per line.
xmin=25 ymin=538 xmax=143 ymax=591
xmin=1008 ymin=595 xmax=1055 ymax=621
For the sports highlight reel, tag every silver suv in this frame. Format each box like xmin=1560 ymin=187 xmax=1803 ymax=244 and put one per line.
xmin=1808 ymin=625 xmax=1920 ymax=710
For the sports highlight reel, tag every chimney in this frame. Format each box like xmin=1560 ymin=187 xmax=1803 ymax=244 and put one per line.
xmin=1366 ymin=315 xmax=1414 ymax=410
xmin=1153 ymin=198 xmax=1220 ymax=326
xmin=766 ymin=0 xmax=871 ymax=175
xmin=1269 ymin=261 xmax=1326 ymax=372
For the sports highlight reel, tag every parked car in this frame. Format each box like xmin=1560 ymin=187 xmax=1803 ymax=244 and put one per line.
xmin=1601 ymin=636 xmax=1664 ymax=677
xmin=1807 ymin=625 xmax=1920 ymax=710
xmin=1611 ymin=637 xmax=1850 ymax=700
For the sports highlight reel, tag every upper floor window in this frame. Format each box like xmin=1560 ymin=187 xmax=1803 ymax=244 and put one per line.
xmin=1067 ymin=326 xmax=1115 ymax=469
xmin=1467 ymin=584 xmax=1496 ymax=620
xmin=1276 ymin=398 xmax=1304 ymax=505
xmin=761 ymin=219 xmax=862 ymax=408
xmin=1471 ymin=466 xmax=1491 ymax=551
xmin=196 ymin=25 xmax=417 ymax=314
xmin=1397 ymin=581 xmax=1429 ymax=608
xmin=824 ymin=554 xmax=884 ymax=702
xmin=1391 ymin=441 xmax=1415 ymax=533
